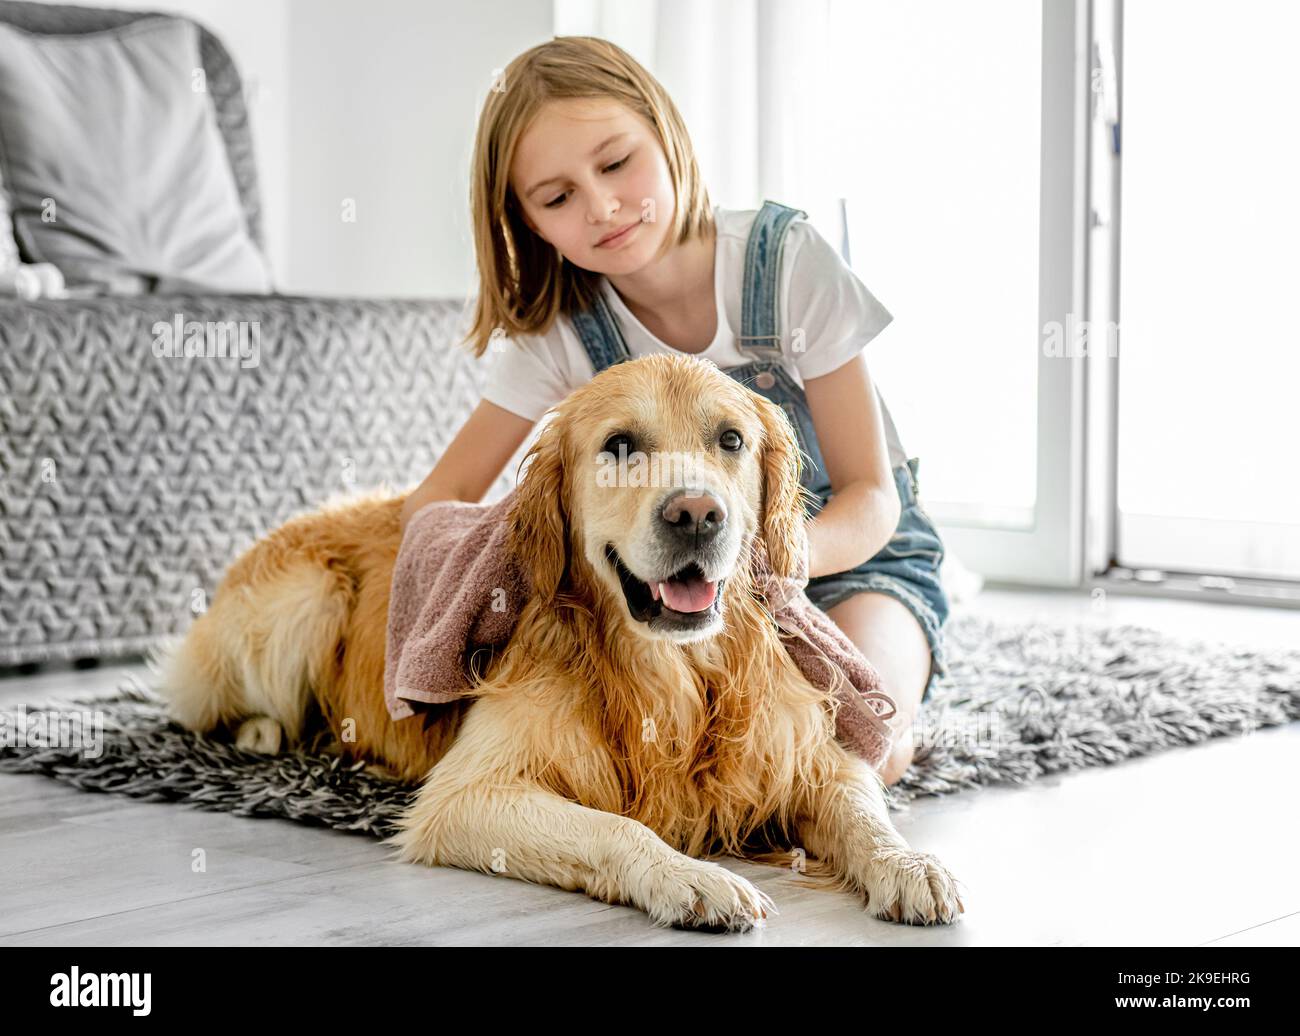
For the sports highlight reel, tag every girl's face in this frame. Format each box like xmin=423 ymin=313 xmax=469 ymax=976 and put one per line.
xmin=509 ymin=98 xmax=676 ymax=274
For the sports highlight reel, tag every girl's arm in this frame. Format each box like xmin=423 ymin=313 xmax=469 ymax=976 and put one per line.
xmin=800 ymin=352 xmax=902 ymax=578
xmin=399 ymin=399 xmax=538 ymax=533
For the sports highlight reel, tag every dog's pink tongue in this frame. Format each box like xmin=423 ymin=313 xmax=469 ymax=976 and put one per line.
xmin=659 ymin=574 xmax=717 ymax=613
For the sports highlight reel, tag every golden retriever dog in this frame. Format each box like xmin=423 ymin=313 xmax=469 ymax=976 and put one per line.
xmin=153 ymin=353 xmax=965 ymax=931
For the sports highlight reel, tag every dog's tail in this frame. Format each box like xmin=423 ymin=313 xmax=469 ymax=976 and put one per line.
xmin=737 ymin=846 xmax=852 ymax=894
xmin=147 ymin=526 xmax=359 ymax=754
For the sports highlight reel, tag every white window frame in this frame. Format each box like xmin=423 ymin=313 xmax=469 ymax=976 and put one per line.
xmin=935 ymin=0 xmax=1091 ymax=588
xmin=1081 ymin=0 xmax=1300 ymax=610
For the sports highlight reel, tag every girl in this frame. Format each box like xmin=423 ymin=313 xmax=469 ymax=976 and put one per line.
xmin=400 ymin=36 xmax=950 ymax=786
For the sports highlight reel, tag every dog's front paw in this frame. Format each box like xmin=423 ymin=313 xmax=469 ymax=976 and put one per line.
xmin=644 ymin=860 xmax=777 ymax=933
xmin=860 ymin=847 xmax=966 ymax=925
xmin=234 ymin=716 xmax=284 ymax=755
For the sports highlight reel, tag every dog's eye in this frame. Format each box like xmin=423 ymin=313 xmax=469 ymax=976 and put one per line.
xmin=602 ymin=433 xmax=635 ymax=457
xmin=720 ymin=430 xmax=744 ymax=452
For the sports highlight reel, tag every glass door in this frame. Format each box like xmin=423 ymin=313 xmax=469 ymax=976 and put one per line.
xmin=828 ymin=0 xmax=1090 ymax=585
xmin=1115 ymin=0 xmax=1300 ymax=583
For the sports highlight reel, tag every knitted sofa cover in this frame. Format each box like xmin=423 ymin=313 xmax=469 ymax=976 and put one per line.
xmin=1 ymin=294 xmax=509 ymax=665
xmin=0 ymin=3 xmax=510 ymax=664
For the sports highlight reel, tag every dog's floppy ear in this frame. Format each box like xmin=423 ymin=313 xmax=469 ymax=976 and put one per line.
xmin=507 ymin=416 xmax=569 ymax=602
xmin=754 ymin=396 xmax=812 ymax=580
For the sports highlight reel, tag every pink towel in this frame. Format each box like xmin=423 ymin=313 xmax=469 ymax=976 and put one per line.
xmin=384 ymin=491 xmax=898 ymax=771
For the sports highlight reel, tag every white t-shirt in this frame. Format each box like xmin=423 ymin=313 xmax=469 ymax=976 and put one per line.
xmin=481 ymin=204 xmax=909 ymax=470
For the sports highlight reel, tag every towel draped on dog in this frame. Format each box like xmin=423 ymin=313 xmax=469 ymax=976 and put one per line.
xmin=384 ymin=492 xmax=899 ymax=771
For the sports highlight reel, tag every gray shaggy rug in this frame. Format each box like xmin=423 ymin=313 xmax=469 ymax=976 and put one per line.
xmin=1 ymin=612 xmax=1297 ymax=837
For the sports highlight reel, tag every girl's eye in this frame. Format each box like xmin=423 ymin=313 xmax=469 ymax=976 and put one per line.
xmin=720 ymin=430 xmax=744 ymax=452
xmin=542 ymin=155 xmax=632 ymax=209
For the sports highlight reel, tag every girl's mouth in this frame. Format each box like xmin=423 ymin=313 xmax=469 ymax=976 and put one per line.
xmin=597 ymin=221 xmax=639 ymax=248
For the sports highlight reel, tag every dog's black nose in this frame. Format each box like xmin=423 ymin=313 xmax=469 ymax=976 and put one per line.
xmin=660 ymin=489 xmax=727 ymax=543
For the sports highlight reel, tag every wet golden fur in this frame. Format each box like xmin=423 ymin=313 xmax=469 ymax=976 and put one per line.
xmin=153 ymin=354 xmax=964 ymax=929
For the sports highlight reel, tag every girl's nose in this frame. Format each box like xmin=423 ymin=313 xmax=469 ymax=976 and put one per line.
xmin=587 ymin=195 xmax=619 ymax=225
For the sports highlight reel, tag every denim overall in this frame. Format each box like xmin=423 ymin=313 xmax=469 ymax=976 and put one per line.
xmin=571 ymin=200 xmax=950 ymax=703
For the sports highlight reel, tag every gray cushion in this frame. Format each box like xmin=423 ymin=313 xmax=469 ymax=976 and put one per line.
xmin=0 ymin=177 xmax=17 ymax=270
xmin=0 ymin=16 xmax=270 ymax=293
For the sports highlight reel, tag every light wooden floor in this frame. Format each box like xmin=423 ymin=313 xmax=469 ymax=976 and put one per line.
xmin=1 ymin=586 xmax=1296 ymax=946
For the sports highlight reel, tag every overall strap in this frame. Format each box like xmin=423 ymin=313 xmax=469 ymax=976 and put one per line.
xmin=739 ymin=200 xmax=808 ymax=361
xmin=570 ymin=285 xmax=632 ymax=375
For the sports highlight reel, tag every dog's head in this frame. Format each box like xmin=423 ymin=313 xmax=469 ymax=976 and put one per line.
xmin=507 ymin=354 xmax=812 ymax=642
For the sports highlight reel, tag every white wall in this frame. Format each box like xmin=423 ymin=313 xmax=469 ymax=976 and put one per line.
xmin=282 ymin=0 xmax=553 ymax=298
xmin=32 ymin=0 xmax=553 ymax=298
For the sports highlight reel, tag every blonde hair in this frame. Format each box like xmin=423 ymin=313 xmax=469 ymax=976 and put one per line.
xmin=463 ymin=36 xmax=715 ymax=359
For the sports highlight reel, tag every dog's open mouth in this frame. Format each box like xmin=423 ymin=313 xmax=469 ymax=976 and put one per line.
xmin=605 ymin=545 xmax=724 ymax=626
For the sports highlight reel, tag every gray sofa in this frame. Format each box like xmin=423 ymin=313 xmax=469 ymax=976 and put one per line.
xmin=0 ymin=2 xmax=507 ymax=666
